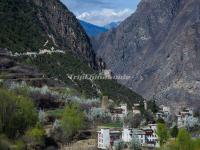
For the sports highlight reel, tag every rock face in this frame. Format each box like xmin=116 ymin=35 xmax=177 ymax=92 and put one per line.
xmin=93 ymin=0 xmax=200 ymax=107
xmin=32 ymin=0 xmax=96 ymax=66
xmin=0 ymin=0 xmax=96 ymax=68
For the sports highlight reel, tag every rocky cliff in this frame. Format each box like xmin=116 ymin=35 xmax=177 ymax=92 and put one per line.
xmin=93 ymin=0 xmax=200 ymax=107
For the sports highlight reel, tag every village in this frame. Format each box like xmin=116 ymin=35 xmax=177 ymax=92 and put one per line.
xmin=95 ymin=96 xmax=200 ymax=150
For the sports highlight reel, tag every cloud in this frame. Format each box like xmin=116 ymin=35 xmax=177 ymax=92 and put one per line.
xmin=77 ymin=8 xmax=133 ymax=26
xmin=62 ymin=0 xmax=112 ymax=12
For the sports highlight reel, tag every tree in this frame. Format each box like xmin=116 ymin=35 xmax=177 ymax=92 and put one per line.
xmin=177 ymin=128 xmax=193 ymax=150
xmin=124 ymin=113 xmax=142 ymax=128
xmin=129 ymin=135 xmax=142 ymax=150
xmin=24 ymin=123 xmax=45 ymax=149
xmin=148 ymin=100 xmax=158 ymax=113
xmin=61 ymin=103 xmax=85 ymax=139
xmin=160 ymin=129 xmax=200 ymax=150
xmin=38 ymin=109 xmax=46 ymax=125
xmin=0 ymin=88 xmax=38 ymax=138
xmin=113 ymin=140 xmax=124 ymax=150
xmin=157 ymin=123 xmax=169 ymax=146
xmin=157 ymin=118 xmax=165 ymax=124
xmin=170 ymin=126 xmax=178 ymax=138
xmin=144 ymin=110 xmax=155 ymax=124
xmin=0 ymin=134 xmax=11 ymax=150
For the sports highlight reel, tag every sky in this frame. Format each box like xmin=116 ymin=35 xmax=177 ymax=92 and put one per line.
xmin=61 ymin=0 xmax=141 ymax=26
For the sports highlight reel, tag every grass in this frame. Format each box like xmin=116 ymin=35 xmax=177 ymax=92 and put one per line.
xmin=46 ymin=108 xmax=64 ymax=118
xmin=99 ymin=122 xmax=123 ymax=129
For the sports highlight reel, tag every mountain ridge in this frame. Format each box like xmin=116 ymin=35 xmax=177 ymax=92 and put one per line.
xmin=79 ymin=20 xmax=108 ymax=37
xmin=104 ymin=21 xmax=121 ymax=30
xmin=93 ymin=0 xmax=200 ymax=108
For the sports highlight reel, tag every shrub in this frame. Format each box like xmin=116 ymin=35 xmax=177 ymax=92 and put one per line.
xmin=113 ymin=140 xmax=125 ymax=150
xmin=61 ymin=103 xmax=85 ymax=139
xmin=0 ymin=88 xmax=38 ymax=138
xmin=24 ymin=123 xmax=45 ymax=149
xmin=0 ymin=135 xmax=11 ymax=150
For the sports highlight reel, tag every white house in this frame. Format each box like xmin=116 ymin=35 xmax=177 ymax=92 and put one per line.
xmin=156 ymin=105 xmax=171 ymax=121
xmin=142 ymin=124 xmax=159 ymax=148
xmin=97 ymin=129 xmax=110 ymax=149
xmin=103 ymin=69 xmax=112 ymax=79
xmin=122 ymin=128 xmax=146 ymax=146
xmin=177 ymin=108 xmax=198 ymax=128
xmin=132 ymin=104 xmax=141 ymax=115
xmin=97 ymin=129 xmax=121 ymax=149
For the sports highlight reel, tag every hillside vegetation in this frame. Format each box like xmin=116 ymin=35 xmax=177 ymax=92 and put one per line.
xmin=0 ymin=0 xmax=144 ymax=106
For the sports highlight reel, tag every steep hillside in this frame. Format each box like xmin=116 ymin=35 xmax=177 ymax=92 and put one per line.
xmin=0 ymin=0 xmax=144 ymax=105
xmin=93 ymin=0 xmax=200 ymax=107
xmin=80 ymin=20 xmax=108 ymax=37
xmin=0 ymin=0 xmax=96 ymax=67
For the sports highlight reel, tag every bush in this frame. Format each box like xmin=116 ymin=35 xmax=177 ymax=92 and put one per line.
xmin=157 ymin=123 xmax=169 ymax=146
xmin=124 ymin=113 xmax=142 ymax=128
xmin=24 ymin=123 xmax=45 ymax=149
xmin=0 ymin=88 xmax=38 ymax=138
xmin=0 ymin=135 xmax=10 ymax=150
xmin=14 ymin=140 xmax=26 ymax=150
xmin=177 ymin=128 xmax=192 ymax=150
xmin=129 ymin=137 xmax=142 ymax=150
xmin=61 ymin=103 xmax=85 ymax=139
xmin=170 ymin=125 xmax=178 ymax=138
xmin=113 ymin=140 xmax=124 ymax=150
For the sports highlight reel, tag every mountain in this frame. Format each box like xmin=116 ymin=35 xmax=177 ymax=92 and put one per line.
xmin=80 ymin=20 xmax=108 ymax=37
xmin=104 ymin=21 xmax=121 ymax=30
xmin=0 ymin=0 xmax=97 ymax=68
xmin=93 ymin=0 xmax=200 ymax=108
xmin=0 ymin=0 xmax=144 ymax=105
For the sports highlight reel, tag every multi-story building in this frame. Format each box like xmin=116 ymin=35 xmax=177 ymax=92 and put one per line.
xmin=142 ymin=124 xmax=159 ymax=148
xmin=122 ymin=128 xmax=146 ymax=145
xmin=156 ymin=105 xmax=171 ymax=121
xmin=110 ymin=104 xmax=128 ymax=121
xmin=177 ymin=108 xmax=198 ymax=128
xmin=97 ymin=128 xmax=121 ymax=149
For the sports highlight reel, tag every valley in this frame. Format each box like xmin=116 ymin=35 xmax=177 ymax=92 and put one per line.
xmin=1 ymin=0 xmax=200 ymax=150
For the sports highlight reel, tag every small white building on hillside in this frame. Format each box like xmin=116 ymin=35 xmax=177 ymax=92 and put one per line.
xmin=132 ymin=103 xmax=141 ymax=115
xmin=156 ymin=105 xmax=171 ymax=121
xmin=177 ymin=108 xmax=198 ymax=128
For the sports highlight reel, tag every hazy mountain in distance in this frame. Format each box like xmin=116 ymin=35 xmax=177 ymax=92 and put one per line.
xmin=80 ymin=20 xmax=108 ymax=37
xmin=104 ymin=21 xmax=121 ymax=30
